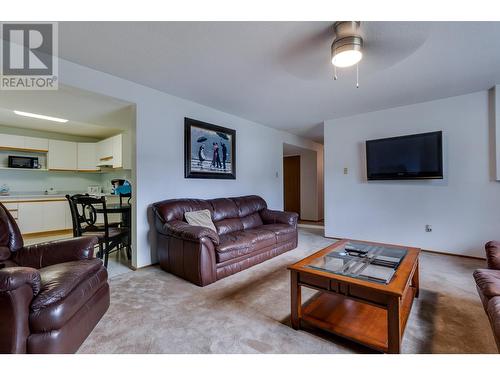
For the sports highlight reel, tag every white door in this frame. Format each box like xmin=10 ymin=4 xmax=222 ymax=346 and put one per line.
xmin=48 ymin=140 xmax=77 ymax=170
xmin=77 ymin=142 xmax=99 ymax=171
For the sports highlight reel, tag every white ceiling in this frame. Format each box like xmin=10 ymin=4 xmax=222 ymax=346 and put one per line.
xmin=57 ymin=21 xmax=500 ymax=142
xmin=0 ymin=86 xmax=134 ymax=138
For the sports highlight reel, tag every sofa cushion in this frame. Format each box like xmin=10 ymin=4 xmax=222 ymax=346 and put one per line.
xmin=153 ymin=198 xmax=212 ymax=223
xmin=216 ymin=229 xmax=276 ymax=263
xmin=474 ymin=269 xmax=500 ymax=298
xmin=209 ymin=198 xmax=239 ymax=221
xmin=260 ymin=224 xmax=296 ymax=242
xmin=215 ymin=218 xmax=244 ymax=235
xmin=31 ymin=259 xmax=103 ymax=311
xmin=240 ymin=212 xmax=263 ymax=230
xmin=30 ymin=264 xmax=107 ymax=332
xmin=232 ymin=195 xmax=267 ymax=217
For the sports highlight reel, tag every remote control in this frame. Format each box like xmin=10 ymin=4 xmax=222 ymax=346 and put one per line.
xmin=345 ymin=245 xmax=368 ymax=254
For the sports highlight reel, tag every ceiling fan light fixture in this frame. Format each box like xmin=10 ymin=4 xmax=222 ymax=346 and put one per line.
xmin=331 ymin=49 xmax=363 ymax=68
xmin=331 ymin=22 xmax=363 ymax=68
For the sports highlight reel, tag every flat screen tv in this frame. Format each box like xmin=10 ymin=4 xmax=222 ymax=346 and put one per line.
xmin=366 ymin=131 xmax=443 ymax=180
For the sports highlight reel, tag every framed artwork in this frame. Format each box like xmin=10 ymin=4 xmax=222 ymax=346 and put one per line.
xmin=184 ymin=117 xmax=236 ymax=179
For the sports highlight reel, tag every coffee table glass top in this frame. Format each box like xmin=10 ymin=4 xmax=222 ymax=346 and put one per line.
xmin=306 ymin=241 xmax=407 ymax=284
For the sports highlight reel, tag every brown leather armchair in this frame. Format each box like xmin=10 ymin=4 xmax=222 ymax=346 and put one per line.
xmin=474 ymin=241 xmax=500 ymax=352
xmin=0 ymin=202 xmax=110 ymax=354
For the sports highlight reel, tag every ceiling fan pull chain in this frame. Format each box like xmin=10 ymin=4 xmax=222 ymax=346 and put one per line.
xmin=334 ymin=65 xmax=337 ymax=80
xmin=356 ymin=63 xmax=359 ymax=88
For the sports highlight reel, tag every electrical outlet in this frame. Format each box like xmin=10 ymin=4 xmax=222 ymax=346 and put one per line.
xmin=425 ymin=224 xmax=432 ymax=232
xmin=343 ymin=167 xmax=348 ymax=175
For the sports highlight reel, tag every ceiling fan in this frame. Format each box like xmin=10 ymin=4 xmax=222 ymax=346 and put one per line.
xmin=330 ymin=21 xmax=363 ymax=87
xmin=277 ymin=22 xmax=429 ymax=86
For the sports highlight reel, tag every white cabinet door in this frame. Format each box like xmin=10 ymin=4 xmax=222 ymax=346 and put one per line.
xmin=48 ymin=140 xmax=77 ymax=170
xmin=77 ymin=142 xmax=99 ymax=171
xmin=97 ymin=138 xmax=113 ymax=161
xmin=44 ymin=201 xmax=68 ymax=231
xmin=18 ymin=202 xmax=44 ymax=234
xmin=0 ymin=134 xmax=24 ymax=149
xmin=24 ymin=137 xmax=49 ymax=151
xmin=65 ymin=202 xmax=74 ymax=230
xmin=18 ymin=201 xmax=71 ymax=233
xmin=111 ymin=134 xmax=122 ymax=168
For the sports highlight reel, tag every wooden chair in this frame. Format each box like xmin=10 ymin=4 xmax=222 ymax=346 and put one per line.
xmin=66 ymin=194 xmax=130 ymax=268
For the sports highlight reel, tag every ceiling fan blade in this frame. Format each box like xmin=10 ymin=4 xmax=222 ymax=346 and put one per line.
xmin=275 ymin=22 xmax=334 ymax=80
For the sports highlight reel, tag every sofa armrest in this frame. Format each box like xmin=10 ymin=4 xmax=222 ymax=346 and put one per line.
xmin=486 ymin=241 xmax=500 ymax=270
xmin=0 ymin=267 xmax=40 ymax=353
xmin=159 ymin=220 xmax=220 ymax=245
xmin=260 ymin=208 xmax=298 ymax=227
xmin=13 ymin=236 xmax=98 ymax=269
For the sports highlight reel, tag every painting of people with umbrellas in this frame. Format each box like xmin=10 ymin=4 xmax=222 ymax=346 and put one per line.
xmin=184 ymin=117 xmax=236 ymax=179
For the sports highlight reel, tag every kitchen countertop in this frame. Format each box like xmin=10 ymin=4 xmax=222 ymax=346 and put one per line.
xmin=0 ymin=191 xmax=116 ymax=201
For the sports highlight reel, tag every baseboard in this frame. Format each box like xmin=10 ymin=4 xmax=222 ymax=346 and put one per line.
xmin=23 ymin=229 xmax=73 ymax=238
xmin=323 ymin=236 xmax=486 ymax=261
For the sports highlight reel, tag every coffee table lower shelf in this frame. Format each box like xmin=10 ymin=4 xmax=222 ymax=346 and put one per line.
xmin=301 ymin=286 xmax=417 ymax=353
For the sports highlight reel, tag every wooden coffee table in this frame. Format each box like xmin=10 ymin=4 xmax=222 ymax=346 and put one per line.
xmin=288 ymin=239 xmax=420 ymax=353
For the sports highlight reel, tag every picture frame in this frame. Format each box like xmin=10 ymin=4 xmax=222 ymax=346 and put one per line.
xmin=184 ymin=117 xmax=236 ymax=179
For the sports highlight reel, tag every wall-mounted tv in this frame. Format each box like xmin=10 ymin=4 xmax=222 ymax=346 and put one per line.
xmin=366 ymin=131 xmax=443 ymax=180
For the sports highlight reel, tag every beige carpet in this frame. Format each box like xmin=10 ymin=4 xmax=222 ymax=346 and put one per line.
xmin=78 ymin=228 xmax=498 ymax=353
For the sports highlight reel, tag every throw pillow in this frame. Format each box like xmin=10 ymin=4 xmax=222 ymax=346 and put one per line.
xmin=184 ymin=209 xmax=217 ymax=233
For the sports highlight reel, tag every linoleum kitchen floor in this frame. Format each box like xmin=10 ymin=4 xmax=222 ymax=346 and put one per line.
xmin=78 ymin=228 xmax=497 ymax=353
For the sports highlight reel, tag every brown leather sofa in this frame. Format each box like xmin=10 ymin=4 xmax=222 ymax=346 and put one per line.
xmin=0 ymin=202 xmax=110 ymax=354
xmin=473 ymin=241 xmax=500 ymax=352
xmin=152 ymin=195 xmax=298 ymax=286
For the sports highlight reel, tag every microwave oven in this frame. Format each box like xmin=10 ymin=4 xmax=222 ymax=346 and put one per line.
xmin=8 ymin=155 xmax=39 ymax=169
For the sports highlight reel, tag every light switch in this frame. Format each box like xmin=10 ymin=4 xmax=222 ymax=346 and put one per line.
xmin=343 ymin=167 xmax=348 ymax=175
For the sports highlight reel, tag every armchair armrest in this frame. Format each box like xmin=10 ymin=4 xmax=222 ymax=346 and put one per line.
xmin=159 ymin=220 xmax=220 ymax=245
xmin=0 ymin=266 xmax=40 ymax=295
xmin=486 ymin=241 xmax=500 ymax=270
xmin=13 ymin=236 xmax=98 ymax=269
xmin=260 ymin=208 xmax=298 ymax=227
xmin=0 ymin=267 xmax=40 ymax=353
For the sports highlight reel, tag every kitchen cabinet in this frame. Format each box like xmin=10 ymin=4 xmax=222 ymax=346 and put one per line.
xmin=97 ymin=133 xmax=131 ymax=169
xmin=43 ymin=201 xmax=68 ymax=231
xmin=0 ymin=134 xmax=25 ymax=149
xmin=48 ymin=140 xmax=77 ymax=170
xmin=111 ymin=134 xmax=122 ymax=168
xmin=97 ymin=137 xmax=114 ymax=165
xmin=23 ymin=137 xmax=49 ymax=151
xmin=17 ymin=202 xmax=45 ymax=233
xmin=0 ymin=134 xmax=49 ymax=151
xmin=16 ymin=200 xmax=72 ymax=234
xmin=77 ymin=142 xmax=100 ymax=171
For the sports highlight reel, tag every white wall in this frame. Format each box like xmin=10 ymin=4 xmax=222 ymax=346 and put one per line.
xmin=324 ymin=91 xmax=500 ymax=258
xmin=59 ymin=59 xmax=321 ymax=268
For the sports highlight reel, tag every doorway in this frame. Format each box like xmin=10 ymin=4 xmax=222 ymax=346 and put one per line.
xmin=283 ymin=155 xmax=301 ymax=217
xmin=282 ymin=142 xmax=324 ymax=227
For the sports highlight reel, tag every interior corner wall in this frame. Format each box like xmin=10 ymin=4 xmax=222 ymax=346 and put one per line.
xmin=317 ymin=144 xmax=324 ymax=221
xmin=299 ymin=149 xmax=318 ymax=221
xmin=324 ymin=90 xmax=500 ymax=258
xmin=59 ymin=59 xmax=322 ymax=268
